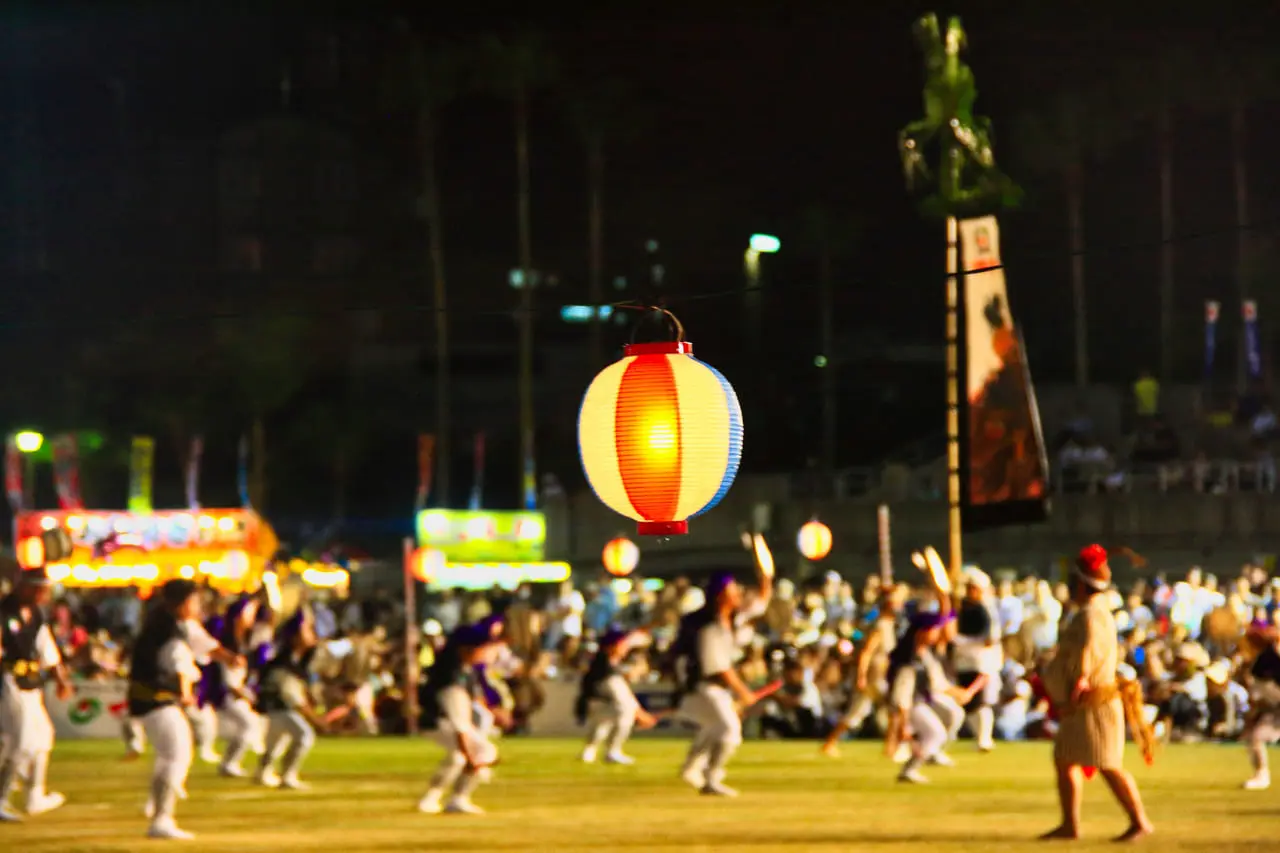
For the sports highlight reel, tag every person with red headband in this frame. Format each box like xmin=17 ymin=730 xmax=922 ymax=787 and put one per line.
xmin=1039 ymin=545 xmax=1153 ymax=842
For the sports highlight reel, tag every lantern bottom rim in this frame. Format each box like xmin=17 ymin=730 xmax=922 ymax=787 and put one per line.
xmin=637 ymin=520 xmax=688 ymax=536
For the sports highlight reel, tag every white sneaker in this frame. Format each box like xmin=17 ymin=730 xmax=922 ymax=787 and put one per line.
xmin=700 ymin=782 xmax=739 ymax=797
xmin=279 ymin=775 xmax=310 ymax=791
xmin=0 ymin=805 xmax=23 ymax=822
xmin=148 ymin=822 xmax=196 ymax=840
xmin=580 ymin=745 xmax=598 ymax=764
xmin=444 ymin=798 xmax=484 ymax=815
xmin=199 ymin=751 xmax=221 ymax=765
xmin=418 ymin=793 xmax=444 ymax=814
xmin=219 ymin=764 xmax=247 ymax=779
xmin=1244 ymin=774 xmax=1271 ymax=791
xmin=898 ymin=767 xmax=930 ymax=784
xmin=892 ymin=743 xmax=912 ymax=764
xmin=681 ymin=766 xmax=707 ymax=790
xmin=256 ymin=769 xmax=281 ymax=788
xmin=977 ymin=741 xmax=995 ymax=753
xmin=928 ymin=752 xmax=956 ymax=767
xmin=604 ymin=752 xmax=635 ymax=766
xmin=26 ymin=792 xmax=66 ymax=816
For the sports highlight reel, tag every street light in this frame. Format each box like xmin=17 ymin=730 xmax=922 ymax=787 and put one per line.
xmin=749 ymin=233 xmax=781 ymax=254
xmin=14 ymin=431 xmax=43 ymax=454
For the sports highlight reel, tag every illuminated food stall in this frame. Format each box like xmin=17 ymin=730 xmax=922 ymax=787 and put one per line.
xmin=14 ymin=508 xmax=280 ymax=594
xmin=409 ymin=509 xmax=569 ymax=590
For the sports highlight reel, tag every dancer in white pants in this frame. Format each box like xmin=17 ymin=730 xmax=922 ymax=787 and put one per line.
xmin=886 ymin=609 xmax=982 ymax=784
xmin=578 ymin=628 xmax=656 ymax=765
xmin=675 ymin=559 xmax=772 ymax=798
xmin=953 ymin=568 xmax=1003 ymax=753
xmin=1242 ymin=626 xmax=1280 ymax=790
xmin=0 ymin=567 xmax=73 ymax=822
xmin=213 ymin=596 xmax=266 ymax=778
xmin=419 ymin=616 xmax=505 ymax=816
xmin=255 ymin=608 xmax=325 ymax=790
xmin=126 ymin=579 xmax=205 ymax=840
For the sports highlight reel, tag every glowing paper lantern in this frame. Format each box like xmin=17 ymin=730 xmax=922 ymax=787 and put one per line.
xmin=797 ymin=520 xmax=833 ymax=561
xmin=17 ymin=536 xmax=44 ymax=569
xmin=602 ymin=537 xmax=640 ymax=577
xmin=578 ymin=341 xmax=743 ymax=535
xmin=409 ymin=547 xmax=446 ymax=584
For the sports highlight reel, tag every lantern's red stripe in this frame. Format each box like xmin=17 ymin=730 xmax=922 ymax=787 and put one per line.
xmin=615 ymin=355 xmax=682 ymax=522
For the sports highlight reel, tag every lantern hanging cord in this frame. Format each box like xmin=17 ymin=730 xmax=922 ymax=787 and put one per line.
xmin=616 ymin=303 xmax=685 ymax=344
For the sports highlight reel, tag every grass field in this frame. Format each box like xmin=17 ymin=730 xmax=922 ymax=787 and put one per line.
xmin=2 ymin=738 xmax=1273 ymax=851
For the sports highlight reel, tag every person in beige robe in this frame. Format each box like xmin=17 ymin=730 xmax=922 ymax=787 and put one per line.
xmin=1039 ymin=545 xmax=1153 ymax=842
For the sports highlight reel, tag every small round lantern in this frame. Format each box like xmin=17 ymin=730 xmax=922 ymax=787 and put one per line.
xmin=797 ymin=520 xmax=833 ymax=561
xmin=578 ymin=338 xmax=743 ymax=535
xmin=17 ymin=536 xmax=44 ymax=569
xmin=602 ymin=537 xmax=640 ymax=577
xmin=409 ymin=547 xmax=446 ymax=584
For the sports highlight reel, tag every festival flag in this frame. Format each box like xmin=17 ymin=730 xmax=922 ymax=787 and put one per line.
xmin=1243 ymin=300 xmax=1261 ymax=381
xmin=127 ymin=436 xmax=155 ymax=514
xmin=415 ymin=434 xmax=435 ymax=511
xmin=957 ymin=215 xmax=1050 ymax=531
xmin=5 ymin=437 xmax=24 ymax=513
xmin=237 ymin=434 xmax=251 ymax=509
xmin=51 ymin=433 xmax=83 ymax=510
xmin=468 ymin=432 xmax=486 ymax=510
xmin=1205 ymin=300 xmax=1220 ymax=382
xmin=185 ymin=435 xmax=203 ymax=511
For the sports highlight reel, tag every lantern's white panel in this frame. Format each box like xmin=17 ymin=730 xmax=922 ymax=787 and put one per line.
xmin=669 ymin=356 xmax=732 ymax=520
xmin=578 ymin=357 xmax=641 ymax=521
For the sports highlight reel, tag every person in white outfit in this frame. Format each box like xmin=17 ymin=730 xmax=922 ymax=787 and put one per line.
xmin=675 ymin=560 xmax=773 ymax=798
xmin=0 ymin=567 xmax=74 ymax=822
xmin=1242 ymin=626 xmax=1280 ymax=790
xmin=418 ymin=615 xmax=505 ymax=816
xmin=213 ymin=596 xmax=266 ymax=778
xmin=126 ymin=579 xmax=206 ymax=840
xmin=577 ymin=628 xmax=656 ymax=765
xmin=886 ymin=598 xmax=984 ymax=784
xmin=255 ymin=608 xmax=327 ymax=790
xmin=953 ymin=568 xmax=1003 ymax=752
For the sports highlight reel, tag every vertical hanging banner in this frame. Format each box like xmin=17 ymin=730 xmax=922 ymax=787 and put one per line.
xmin=415 ymin=434 xmax=435 ymax=512
xmin=1243 ymin=300 xmax=1261 ymax=381
xmin=468 ymin=432 xmax=486 ymax=511
xmin=127 ymin=436 xmax=155 ymax=514
xmin=237 ymin=434 xmax=251 ymax=509
xmin=522 ymin=457 xmax=537 ymax=511
xmin=5 ymin=437 xmax=24 ymax=513
xmin=185 ymin=435 xmax=203 ymax=511
xmin=51 ymin=433 xmax=83 ymax=510
xmin=958 ymin=216 xmax=1050 ymax=531
xmin=1205 ymin=300 xmax=1220 ymax=382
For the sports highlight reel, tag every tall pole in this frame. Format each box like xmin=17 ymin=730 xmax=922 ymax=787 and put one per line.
xmin=945 ymin=215 xmax=963 ymax=581
xmin=1231 ymin=101 xmax=1250 ymax=392
xmin=516 ymin=81 xmax=537 ymax=510
xmin=420 ymin=107 xmax=450 ymax=507
xmin=402 ymin=537 xmax=419 ymax=735
xmin=820 ymin=248 xmax=836 ymax=473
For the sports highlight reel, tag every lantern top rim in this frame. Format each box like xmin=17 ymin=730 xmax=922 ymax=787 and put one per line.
xmin=624 ymin=341 xmax=692 ymax=357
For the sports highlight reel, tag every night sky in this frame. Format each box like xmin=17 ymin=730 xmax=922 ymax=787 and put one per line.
xmin=2 ymin=2 xmax=1278 ymax=517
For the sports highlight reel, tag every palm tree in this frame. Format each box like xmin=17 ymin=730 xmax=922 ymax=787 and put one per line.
xmin=1113 ymin=44 xmax=1195 ymax=380
xmin=214 ymin=314 xmax=310 ymax=512
xmin=564 ymin=77 xmax=646 ymax=369
xmin=389 ymin=22 xmax=464 ymax=506
xmin=794 ymin=207 xmax=862 ymax=472
xmin=1011 ymin=86 xmax=1116 ymax=388
xmin=1187 ymin=48 xmax=1278 ymax=387
xmin=474 ymin=33 xmax=558 ymax=509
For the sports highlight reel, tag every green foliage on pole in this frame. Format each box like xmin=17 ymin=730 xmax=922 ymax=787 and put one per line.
xmin=898 ymin=13 xmax=1021 ymax=219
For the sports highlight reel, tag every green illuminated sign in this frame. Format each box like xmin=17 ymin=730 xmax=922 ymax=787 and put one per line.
xmin=414 ymin=510 xmax=546 ymax=563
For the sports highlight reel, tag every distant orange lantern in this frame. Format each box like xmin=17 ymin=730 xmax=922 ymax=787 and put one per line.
xmin=409 ymin=547 xmax=446 ymax=584
xmin=602 ymin=537 xmax=640 ymax=577
xmin=17 ymin=536 xmax=44 ymax=569
xmin=797 ymin=520 xmax=833 ymax=561
xmin=578 ymin=338 xmax=743 ymax=536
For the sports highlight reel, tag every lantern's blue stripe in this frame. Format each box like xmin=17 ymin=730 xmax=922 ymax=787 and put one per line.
xmin=691 ymin=359 xmax=743 ymax=518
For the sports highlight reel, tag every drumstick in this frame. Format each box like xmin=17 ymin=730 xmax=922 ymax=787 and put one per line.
xmin=751 ymin=534 xmax=775 ymax=579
